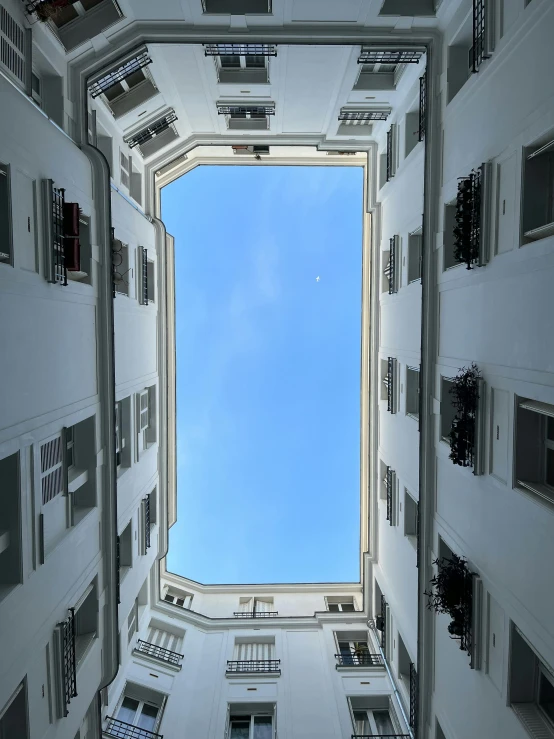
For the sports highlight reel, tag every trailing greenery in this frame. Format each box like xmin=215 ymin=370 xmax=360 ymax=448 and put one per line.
xmin=425 ymin=554 xmax=475 ymax=648
xmin=453 ymin=169 xmax=481 ymax=269
xmin=448 ymin=363 xmax=480 ymax=468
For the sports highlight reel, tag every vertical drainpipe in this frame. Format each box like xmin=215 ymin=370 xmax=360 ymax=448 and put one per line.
xmin=417 ymin=31 xmax=443 ymax=739
xmin=77 ymin=80 xmax=120 ymax=694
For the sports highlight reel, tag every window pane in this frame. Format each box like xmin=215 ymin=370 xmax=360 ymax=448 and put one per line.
xmin=354 ymin=712 xmax=370 ymax=734
xmin=117 ymin=697 xmax=139 ymax=724
xmin=104 ymin=82 xmax=125 ymax=102
xmin=253 ymin=716 xmax=272 ymax=739
xmin=373 ymin=709 xmax=395 ymax=735
xmin=245 ymin=55 xmax=265 ymax=68
xmin=547 ymin=416 xmax=554 ymax=442
xmin=221 ymin=56 xmax=241 ymax=68
xmin=51 ymin=5 xmax=79 ymax=27
xmin=539 ymin=670 xmax=554 ymax=724
xmin=328 ymin=603 xmax=339 ymax=611
xmin=137 ymin=704 xmax=158 ymax=731
xmin=546 ymin=448 xmax=554 ymax=487
xmin=341 ymin=603 xmax=355 ymax=612
xmin=126 ymin=70 xmax=146 ymax=89
xmin=230 ymin=720 xmax=250 ymax=739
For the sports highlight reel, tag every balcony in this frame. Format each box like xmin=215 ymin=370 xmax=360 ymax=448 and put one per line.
xmin=335 ymin=652 xmax=384 ymax=668
xmin=233 ymin=611 xmax=278 ymax=618
xmin=226 ymin=659 xmax=280 ymax=674
xmin=104 ymin=717 xmax=162 ymax=739
xmin=135 ymin=639 xmax=183 ymax=668
xmin=53 ymin=608 xmax=77 ymax=719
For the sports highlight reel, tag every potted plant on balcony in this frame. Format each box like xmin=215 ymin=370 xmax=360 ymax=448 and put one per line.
xmin=448 ymin=364 xmax=481 ymax=468
xmin=424 ymin=554 xmax=474 ymax=652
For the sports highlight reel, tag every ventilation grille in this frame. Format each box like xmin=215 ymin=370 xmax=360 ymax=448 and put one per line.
xmin=41 ymin=436 xmax=63 ymax=504
xmin=124 ymin=110 xmax=178 ymax=149
xmin=0 ymin=6 xmax=26 ymax=84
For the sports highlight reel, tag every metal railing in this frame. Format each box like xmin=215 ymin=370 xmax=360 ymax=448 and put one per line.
xmin=471 ymin=0 xmax=490 ymax=72
xmin=204 ymin=43 xmax=276 ymax=56
xmin=125 ymin=111 xmax=178 ymax=149
xmin=217 ymin=104 xmax=275 ymax=117
xmin=386 ymin=126 xmax=394 ymax=181
xmin=380 ymin=594 xmax=388 ymax=657
xmin=335 ymin=652 xmax=384 ymax=667
xmin=384 ymin=357 xmax=396 ymax=413
xmin=89 ymin=51 xmax=152 ymax=97
xmin=226 ymin=659 xmax=280 ymax=673
xmin=385 ymin=466 xmax=395 ymax=525
xmin=233 ymin=611 xmax=279 ymax=618
xmin=338 ymin=109 xmax=390 ymax=123
xmin=409 ymin=662 xmax=418 ymax=733
xmin=454 ymin=168 xmax=482 ymax=269
xmin=116 ymin=536 xmax=121 ymax=605
xmin=51 ymin=184 xmax=68 ymax=285
xmin=418 ymin=72 xmax=426 ymax=141
xmin=384 ymin=236 xmax=397 ymax=294
xmin=104 ymin=716 xmax=163 ymax=739
xmin=136 ymin=639 xmax=183 ymax=667
xmin=58 ymin=608 xmax=77 ymax=711
xmin=143 ymin=494 xmax=151 ymax=550
xmin=352 ymin=735 xmax=410 ymax=738
xmin=358 ymin=48 xmax=422 ymax=65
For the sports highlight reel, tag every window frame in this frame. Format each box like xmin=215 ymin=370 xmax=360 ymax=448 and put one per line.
xmin=0 ymin=162 xmax=13 ymax=266
xmin=406 ymin=366 xmax=421 ymax=421
xmin=515 ymin=398 xmax=554 ymax=505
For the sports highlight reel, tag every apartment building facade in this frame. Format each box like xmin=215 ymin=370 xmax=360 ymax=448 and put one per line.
xmin=1 ymin=0 xmax=553 ymax=738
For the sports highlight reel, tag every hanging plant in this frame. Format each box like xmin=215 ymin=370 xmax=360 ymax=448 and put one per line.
xmin=453 ymin=169 xmax=482 ymax=269
xmin=424 ymin=554 xmax=474 ymax=652
xmin=448 ymin=363 xmax=480 ymax=468
xmin=29 ymin=0 xmax=78 ymax=22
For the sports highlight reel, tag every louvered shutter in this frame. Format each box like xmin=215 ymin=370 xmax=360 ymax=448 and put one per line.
xmin=0 ymin=6 xmax=26 ymax=87
xmin=41 ymin=436 xmax=64 ymax=504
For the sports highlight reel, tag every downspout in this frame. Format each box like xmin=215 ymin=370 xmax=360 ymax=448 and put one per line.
xmin=417 ymin=33 xmax=443 ymax=739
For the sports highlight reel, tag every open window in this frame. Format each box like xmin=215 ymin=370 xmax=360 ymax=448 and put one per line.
xmin=119 ymin=519 xmax=133 ymax=582
xmin=0 ymin=162 xmax=13 ymax=265
xmin=202 ymin=0 xmax=271 ymax=13
xmin=101 ymin=64 xmax=157 ymax=119
xmin=0 ymin=681 xmax=29 ymax=739
xmin=515 ymin=398 xmax=554 ymax=506
xmin=0 ymin=452 xmax=22 ymax=599
xmin=404 ymin=489 xmax=418 ymax=546
xmin=407 ymin=229 xmax=422 ymax=283
xmin=509 ymin=624 xmax=554 ymax=737
xmin=115 ymin=397 xmax=132 ymax=474
xmin=227 ymin=703 xmax=276 ymax=739
xmin=136 ymin=619 xmax=185 ymax=668
xmin=163 ymin=587 xmax=193 ymax=609
xmin=335 ymin=631 xmax=380 ymax=667
xmin=212 ymin=45 xmax=271 ymax=84
xmin=406 ymin=366 xmax=421 ymax=420
xmin=227 ymin=637 xmax=279 ymax=675
xmin=349 ymin=696 xmax=404 ymax=736
xmin=397 ymin=632 xmax=412 ymax=683
xmin=125 ymin=110 xmax=179 ymax=158
xmin=522 ymin=133 xmax=554 ymax=243
xmin=74 ymin=580 xmax=98 ymax=667
xmin=405 ymin=109 xmax=420 ymax=158
xmin=32 ymin=0 xmax=123 ymax=53
xmin=218 ymin=103 xmax=275 ymax=131
xmin=106 ymin=683 xmax=166 ymax=737
xmin=326 ymin=596 xmax=356 ymax=612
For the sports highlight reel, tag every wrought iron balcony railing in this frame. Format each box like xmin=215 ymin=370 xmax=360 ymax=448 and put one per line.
xmin=384 ymin=236 xmax=397 ymax=294
xmin=470 ymin=0 xmax=491 ymax=73
xmin=454 ymin=168 xmax=482 ymax=269
xmin=104 ymin=716 xmax=163 ymax=739
xmin=418 ymin=71 xmax=426 ymax=141
xmin=57 ymin=607 xmax=77 ymax=716
xmin=135 ymin=639 xmax=183 ymax=667
xmin=447 ymin=364 xmax=481 ymax=469
xmin=379 ymin=594 xmax=388 ymax=657
xmin=233 ymin=611 xmax=278 ymax=618
xmin=385 ymin=466 xmax=395 ymax=526
xmin=358 ymin=48 xmax=423 ymax=65
xmin=125 ymin=111 xmax=178 ymax=149
xmin=335 ymin=652 xmax=384 ymax=667
xmin=409 ymin=662 xmax=418 ymax=732
xmin=383 ymin=357 xmax=396 ymax=413
xmin=352 ymin=735 xmax=410 ymax=738
xmin=204 ymin=43 xmax=276 ymax=57
xmin=386 ymin=126 xmax=394 ymax=181
xmin=338 ymin=108 xmax=390 ymax=123
xmin=143 ymin=494 xmax=151 ymax=550
xmin=89 ymin=51 xmax=152 ymax=98
xmin=226 ymin=659 xmax=280 ymax=673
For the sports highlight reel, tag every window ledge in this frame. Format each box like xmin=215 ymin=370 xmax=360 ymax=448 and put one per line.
xmin=516 ymin=480 xmax=554 ymax=509
xmin=523 ymin=223 xmax=554 ymax=242
xmin=512 ymin=702 xmax=554 ymax=739
xmin=68 ymin=468 xmax=88 ymax=493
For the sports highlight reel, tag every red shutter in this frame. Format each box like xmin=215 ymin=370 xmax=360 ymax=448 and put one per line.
xmin=64 ymin=239 xmax=80 ymax=271
xmin=63 ymin=203 xmax=80 ymax=238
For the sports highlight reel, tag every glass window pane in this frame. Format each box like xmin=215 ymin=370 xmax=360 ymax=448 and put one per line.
xmin=230 ymin=720 xmax=250 ymax=739
xmin=117 ymin=697 xmax=139 ymax=724
xmin=126 ymin=70 xmax=146 ymax=89
xmin=539 ymin=670 xmax=554 ymax=724
xmin=245 ymin=55 xmax=265 ymax=68
xmin=328 ymin=603 xmax=339 ymax=612
xmin=253 ymin=716 xmax=272 ymax=739
xmin=221 ymin=56 xmax=241 ymax=68
xmin=137 ymin=704 xmax=158 ymax=731
xmin=373 ymin=709 xmax=395 ymax=735
xmin=354 ymin=712 xmax=370 ymax=734
xmin=341 ymin=603 xmax=355 ymax=612
xmin=547 ymin=416 xmax=554 ymax=442
xmin=546 ymin=449 xmax=554 ymax=487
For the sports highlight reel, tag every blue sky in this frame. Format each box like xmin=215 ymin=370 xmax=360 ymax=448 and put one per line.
xmin=162 ymin=164 xmax=363 ymax=584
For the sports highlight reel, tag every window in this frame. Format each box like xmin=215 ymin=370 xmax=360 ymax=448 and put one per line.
xmin=0 ymin=452 xmax=22 ymax=596
xmin=120 ymin=151 xmax=131 ymax=189
xmin=440 ymin=378 xmax=456 ymax=441
xmin=386 ymin=124 xmax=398 ymax=180
xmin=202 ymin=0 xmax=271 ymax=13
xmin=406 ymin=366 xmax=420 ymax=420
xmin=383 ymin=236 xmax=399 ymax=294
xmin=0 ymin=681 xmax=29 ymax=739
xmin=163 ymin=588 xmax=193 ymax=609
xmin=228 ymin=706 xmax=275 ymax=739
xmin=509 ymin=625 xmax=554 ymax=737
xmin=218 ymin=104 xmax=275 ymax=131
xmin=522 ymin=134 xmax=554 ymax=242
xmin=102 ymin=65 xmax=157 ymax=119
xmin=146 ymin=260 xmax=155 ymax=302
xmin=115 ymin=397 xmax=131 ymax=473
xmin=107 ymin=683 xmax=166 ymax=737
xmin=74 ymin=581 xmax=98 ymax=666
xmin=350 ymin=695 xmax=402 ymax=736
xmin=119 ymin=520 xmax=132 ymax=582
xmin=336 ymin=633 xmax=377 ymax=667
xmin=384 ymin=466 xmax=397 ymax=526
xmin=138 ymin=247 xmax=155 ymax=305
xmin=326 ymin=597 xmax=356 ymax=612
xmin=235 ymin=597 xmax=276 ymax=617
xmin=136 ymin=386 xmax=156 ymax=456
xmin=443 ymin=202 xmax=460 ymax=270
xmin=216 ymin=50 xmax=269 ymax=84
xmin=515 ymin=398 xmax=554 ymax=505
xmin=408 ymin=230 xmax=422 ymax=283
xmin=113 ymin=240 xmax=130 ymax=296
xmin=36 ymin=0 xmax=123 ymax=53
xmin=125 ymin=110 xmax=179 ymax=158
xmin=379 ymin=0 xmax=436 ymax=14
xmin=227 ymin=638 xmax=279 ymax=674
xmin=404 ymin=490 xmax=418 ymax=543
xmin=405 ymin=110 xmax=420 ymax=157
xmin=31 ymin=71 xmax=43 ymax=107
xmin=397 ymin=632 xmax=411 ymax=683
xmin=381 ymin=358 xmax=397 ymax=413
xmin=0 ymin=163 xmax=13 ymax=265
